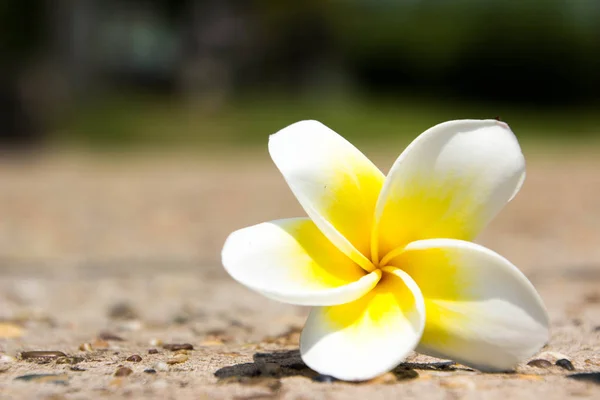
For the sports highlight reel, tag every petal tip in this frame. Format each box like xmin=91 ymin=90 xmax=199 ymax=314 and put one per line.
xmin=269 ymin=120 xmax=325 ymax=138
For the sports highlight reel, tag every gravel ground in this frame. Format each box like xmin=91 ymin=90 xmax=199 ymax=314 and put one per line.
xmin=0 ymin=151 xmax=599 ymax=399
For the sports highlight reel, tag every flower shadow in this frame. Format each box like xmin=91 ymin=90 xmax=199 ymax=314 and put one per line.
xmin=214 ymin=349 xmax=469 ymax=383
xmin=214 ymin=350 xmax=317 ymax=381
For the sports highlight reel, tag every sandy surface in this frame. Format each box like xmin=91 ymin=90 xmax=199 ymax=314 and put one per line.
xmin=0 ymin=151 xmax=599 ymax=399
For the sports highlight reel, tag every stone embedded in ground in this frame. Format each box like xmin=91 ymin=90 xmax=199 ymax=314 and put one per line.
xmin=312 ymin=374 xmax=336 ymax=383
xmin=163 ymin=343 xmax=194 ymax=351
xmin=556 ymin=359 xmax=575 ymax=371
xmin=167 ymin=354 xmax=189 ymax=364
xmin=126 ymin=354 xmax=142 ymax=362
xmin=21 ymin=351 xmax=67 ymax=360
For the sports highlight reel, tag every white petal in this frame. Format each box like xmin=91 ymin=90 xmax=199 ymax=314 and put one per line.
xmin=222 ymin=218 xmax=381 ymax=306
xmin=300 ymin=268 xmax=425 ymax=381
xmin=389 ymin=238 xmax=549 ymax=371
xmin=269 ymin=120 xmax=384 ymax=271
xmin=373 ymin=119 xmax=525 ymax=262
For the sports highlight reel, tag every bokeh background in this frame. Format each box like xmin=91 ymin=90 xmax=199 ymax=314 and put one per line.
xmin=2 ymin=0 xmax=600 ymax=151
xmin=1 ymin=2 xmax=600 ymax=398
xmin=2 ymin=0 xmax=600 ymax=266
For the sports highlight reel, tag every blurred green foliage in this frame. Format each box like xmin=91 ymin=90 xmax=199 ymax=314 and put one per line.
xmin=324 ymin=0 xmax=600 ymax=102
xmin=58 ymin=92 xmax=600 ymax=152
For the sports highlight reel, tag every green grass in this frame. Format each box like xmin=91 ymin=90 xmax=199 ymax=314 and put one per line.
xmin=55 ymin=92 xmax=600 ymax=153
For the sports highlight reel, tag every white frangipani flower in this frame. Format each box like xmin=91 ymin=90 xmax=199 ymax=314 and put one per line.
xmin=222 ymin=120 xmax=549 ymax=381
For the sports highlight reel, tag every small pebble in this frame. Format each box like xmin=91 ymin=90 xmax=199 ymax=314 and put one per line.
xmin=167 ymin=354 xmax=188 ymax=365
xmin=312 ymin=374 xmax=336 ymax=383
xmin=556 ymin=359 xmax=575 ymax=371
xmin=527 ymin=359 xmax=553 ymax=368
xmin=21 ymin=351 xmax=67 ymax=360
xmin=163 ymin=343 xmax=194 ymax=351
xmin=144 ymin=369 xmax=157 ymax=374
xmin=148 ymin=349 xmax=159 ymax=354
xmin=149 ymin=339 xmax=163 ymax=346
xmin=114 ymin=367 xmax=133 ymax=377
xmin=15 ymin=373 xmax=68 ymax=385
xmin=70 ymin=366 xmax=86 ymax=372
xmin=98 ymin=331 xmax=125 ymax=341
xmin=79 ymin=343 xmax=93 ymax=352
xmin=154 ymin=362 xmax=169 ymax=372
xmin=127 ymin=354 xmax=142 ymax=362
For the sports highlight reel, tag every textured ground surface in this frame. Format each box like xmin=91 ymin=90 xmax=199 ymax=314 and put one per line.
xmin=0 ymin=151 xmax=599 ymax=399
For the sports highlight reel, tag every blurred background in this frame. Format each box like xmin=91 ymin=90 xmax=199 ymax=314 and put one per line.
xmin=1 ymin=0 xmax=599 ymax=272
xmin=2 ymin=0 xmax=600 ymax=151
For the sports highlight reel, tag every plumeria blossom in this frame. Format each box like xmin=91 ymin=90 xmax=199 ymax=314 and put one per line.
xmin=222 ymin=120 xmax=549 ymax=381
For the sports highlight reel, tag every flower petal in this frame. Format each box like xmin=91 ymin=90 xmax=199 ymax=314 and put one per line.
xmin=389 ymin=239 xmax=549 ymax=371
xmin=222 ymin=218 xmax=381 ymax=306
xmin=300 ymin=268 xmax=425 ymax=381
xmin=269 ymin=120 xmax=385 ymax=271
xmin=373 ymin=119 xmax=525 ymax=262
